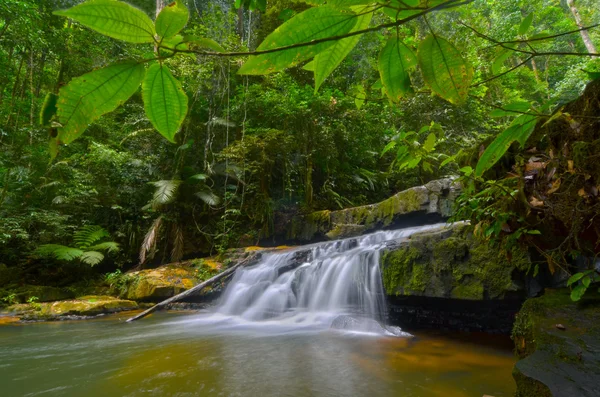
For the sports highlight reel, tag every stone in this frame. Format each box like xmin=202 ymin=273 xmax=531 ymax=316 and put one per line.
xmin=380 ymin=223 xmax=530 ymax=300
xmin=7 ymin=295 xmax=138 ymax=321
xmin=287 ymin=178 xmax=461 ymax=242
xmin=120 ymin=263 xmax=202 ymax=301
xmin=512 ymin=289 xmax=600 ymax=397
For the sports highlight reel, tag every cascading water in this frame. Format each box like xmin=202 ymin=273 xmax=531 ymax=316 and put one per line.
xmin=196 ymin=223 xmax=450 ymax=336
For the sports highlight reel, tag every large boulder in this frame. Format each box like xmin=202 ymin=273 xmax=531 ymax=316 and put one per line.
xmin=380 ymin=223 xmax=530 ymax=300
xmin=120 ymin=263 xmax=205 ymax=302
xmin=287 ymin=178 xmax=460 ymax=242
xmin=512 ymin=289 xmax=600 ymax=397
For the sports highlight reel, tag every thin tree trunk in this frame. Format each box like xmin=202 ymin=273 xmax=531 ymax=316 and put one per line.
xmin=126 ymin=253 xmax=261 ymax=322
xmin=566 ymin=0 xmax=598 ymax=57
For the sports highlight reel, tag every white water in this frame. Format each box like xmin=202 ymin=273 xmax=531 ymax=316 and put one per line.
xmin=195 ymin=223 xmax=451 ymax=335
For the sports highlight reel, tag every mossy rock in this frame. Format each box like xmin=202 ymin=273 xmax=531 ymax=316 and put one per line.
xmin=287 ymin=178 xmax=460 ymax=242
xmin=511 ymin=289 xmax=600 ymax=397
xmin=120 ymin=263 xmax=202 ymax=301
xmin=381 ymin=223 xmax=529 ymax=300
xmin=7 ymin=295 xmax=138 ymax=320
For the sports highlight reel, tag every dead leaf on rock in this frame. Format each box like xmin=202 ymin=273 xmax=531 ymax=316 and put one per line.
xmin=530 ymin=197 xmax=545 ymax=207
xmin=547 ymin=178 xmax=561 ymax=194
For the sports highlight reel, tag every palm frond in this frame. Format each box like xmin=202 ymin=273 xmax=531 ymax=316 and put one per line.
xmin=188 ymin=173 xmax=208 ymax=182
xmin=88 ymin=241 xmax=120 ymax=253
xmin=73 ymin=225 xmax=110 ymax=249
xmin=195 ymin=188 xmax=220 ymax=206
xmin=80 ymin=251 xmax=104 ymax=266
xmin=149 ymin=180 xmax=182 ymax=210
xmin=140 ymin=216 xmax=162 ymax=264
xmin=36 ymin=244 xmax=84 ymax=261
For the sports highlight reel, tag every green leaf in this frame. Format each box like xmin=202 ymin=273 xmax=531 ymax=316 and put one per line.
xmin=582 ymin=276 xmax=591 ymax=288
xmin=88 ymin=241 xmax=120 ymax=253
xmin=36 ymin=244 xmax=84 ymax=261
xmin=518 ymin=13 xmax=533 ymax=36
xmin=80 ymin=251 xmax=105 ymax=266
xmin=156 ymin=0 xmax=188 ymax=38
xmin=354 ymin=85 xmax=366 ymax=109
xmin=54 ymin=0 xmax=155 ymax=44
xmin=527 ymin=229 xmax=541 ymax=235
xmin=423 ymin=132 xmax=436 ymax=152
xmin=475 ymin=114 xmax=538 ymax=176
xmin=313 ymin=10 xmax=371 ymax=91
xmin=56 ymin=61 xmax=145 ymax=144
xmin=238 ymin=6 xmax=360 ymax=75
xmin=40 ymin=93 xmax=58 ymax=126
xmin=489 ymin=101 xmax=532 ymax=117
xmin=378 ymin=35 xmax=417 ymax=102
xmin=74 ymin=225 xmax=110 ymax=249
xmin=571 ymin=284 xmax=587 ymax=301
xmin=492 ymin=45 xmax=515 ymax=75
xmin=381 ymin=140 xmax=397 ymax=156
xmin=195 ymin=189 xmax=220 ymax=206
xmin=567 ymin=272 xmax=585 ymax=286
xmin=303 ymin=60 xmax=315 ymax=71
xmin=142 ymin=63 xmax=188 ymax=143
xmin=418 ymin=34 xmax=473 ymax=105
xmin=150 ymin=180 xmax=182 ymax=209
xmin=183 ymin=36 xmax=225 ymax=52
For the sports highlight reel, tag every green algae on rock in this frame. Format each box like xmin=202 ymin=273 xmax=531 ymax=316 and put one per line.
xmin=287 ymin=178 xmax=460 ymax=241
xmin=118 ymin=263 xmax=203 ymax=302
xmin=511 ymin=289 xmax=600 ymax=397
xmin=381 ymin=223 xmax=529 ymax=300
xmin=7 ymin=295 xmax=138 ymax=321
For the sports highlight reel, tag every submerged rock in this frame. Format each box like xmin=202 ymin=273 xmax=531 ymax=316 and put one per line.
xmin=287 ymin=178 xmax=460 ymax=242
xmin=512 ymin=289 xmax=600 ymax=397
xmin=6 ymin=295 xmax=138 ymax=321
xmin=330 ymin=315 xmax=411 ymax=337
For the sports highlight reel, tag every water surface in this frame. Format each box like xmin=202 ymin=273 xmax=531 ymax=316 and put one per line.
xmin=0 ymin=312 xmax=516 ymax=397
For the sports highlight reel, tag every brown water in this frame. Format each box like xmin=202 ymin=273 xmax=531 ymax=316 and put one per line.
xmin=0 ymin=312 xmax=516 ymax=397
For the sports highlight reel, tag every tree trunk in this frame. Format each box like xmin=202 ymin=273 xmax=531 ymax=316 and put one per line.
xmin=125 ymin=252 xmax=261 ymax=322
xmin=566 ymin=0 xmax=598 ymax=57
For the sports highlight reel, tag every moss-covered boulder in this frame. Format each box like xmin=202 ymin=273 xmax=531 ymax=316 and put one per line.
xmin=381 ymin=223 xmax=530 ymax=300
xmin=119 ymin=263 xmax=208 ymax=302
xmin=511 ymin=289 xmax=600 ymax=397
xmin=287 ymin=178 xmax=460 ymax=242
xmin=7 ymin=295 xmax=138 ymax=320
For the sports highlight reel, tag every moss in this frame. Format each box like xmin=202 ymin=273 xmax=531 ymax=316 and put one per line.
xmin=432 ymin=237 xmax=469 ymax=274
xmin=7 ymin=296 xmax=138 ymax=320
xmin=381 ymin=247 xmax=422 ymax=295
xmin=512 ymin=366 xmax=552 ymax=397
xmin=451 ymin=281 xmax=484 ymax=300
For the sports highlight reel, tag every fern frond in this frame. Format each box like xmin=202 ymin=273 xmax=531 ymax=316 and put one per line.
xmin=149 ymin=180 xmax=182 ymax=210
xmin=80 ymin=251 xmax=104 ymax=266
xmin=88 ymin=241 xmax=120 ymax=253
xmin=140 ymin=216 xmax=162 ymax=264
xmin=36 ymin=244 xmax=84 ymax=261
xmin=74 ymin=225 xmax=110 ymax=249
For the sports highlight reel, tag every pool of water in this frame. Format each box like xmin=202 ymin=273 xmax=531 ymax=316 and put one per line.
xmin=0 ymin=311 xmax=516 ymax=397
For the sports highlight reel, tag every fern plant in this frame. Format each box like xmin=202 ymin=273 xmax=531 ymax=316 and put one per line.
xmin=36 ymin=225 xmax=119 ymax=266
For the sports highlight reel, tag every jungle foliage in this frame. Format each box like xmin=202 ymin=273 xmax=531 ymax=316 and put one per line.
xmin=1 ymin=0 xmax=599 ymax=299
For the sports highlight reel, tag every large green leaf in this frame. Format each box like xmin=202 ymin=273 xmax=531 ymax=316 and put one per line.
xmin=418 ymin=34 xmax=473 ymax=105
xmin=142 ymin=63 xmax=188 ymax=143
xmin=80 ymin=251 xmax=105 ymax=266
xmin=54 ymin=0 xmax=155 ymax=44
xmin=475 ymin=114 xmax=538 ymax=176
xmin=56 ymin=61 xmax=145 ymax=144
xmin=313 ymin=10 xmax=372 ymax=91
xmin=238 ymin=6 xmax=360 ymax=75
xmin=149 ymin=179 xmax=182 ymax=209
xmin=378 ymin=35 xmax=417 ymax=102
xmin=156 ymin=0 xmax=188 ymax=39
xmin=36 ymin=244 xmax=84 ymax=261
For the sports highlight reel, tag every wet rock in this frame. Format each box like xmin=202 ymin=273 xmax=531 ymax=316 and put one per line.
xmin=512 ymin=289 xmax=600 ymax=397
xmin=7 ymin=295 xmax=138 ymax=321
xmin=330 ymin=315 xmax=411 ymax=337
xmin=121 ymin=264 xmax=201 ymax=301
xmin=287 ymin=178 xmax=460 ymax=242
xmin=381 ymin=223 xmax=530 ymax=301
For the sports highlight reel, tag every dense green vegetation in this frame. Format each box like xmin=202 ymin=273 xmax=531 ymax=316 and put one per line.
xmin=1 ymin=0 xmax=599 ymax=301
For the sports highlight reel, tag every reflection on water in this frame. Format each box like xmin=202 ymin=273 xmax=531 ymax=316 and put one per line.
xmin=0 ymin=312 xmax=516 ymax=397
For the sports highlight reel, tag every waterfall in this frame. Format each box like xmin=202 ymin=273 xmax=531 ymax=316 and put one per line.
xmin=202 ymin=223 xmax=449 ymax=335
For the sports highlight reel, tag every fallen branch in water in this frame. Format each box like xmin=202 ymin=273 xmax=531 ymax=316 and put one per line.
xmin=125 ymin=252 xmax=261 ymax=323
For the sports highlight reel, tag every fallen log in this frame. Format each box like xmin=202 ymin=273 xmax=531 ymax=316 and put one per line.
xmin=126 ymin=252 xmax=261 ymax=322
